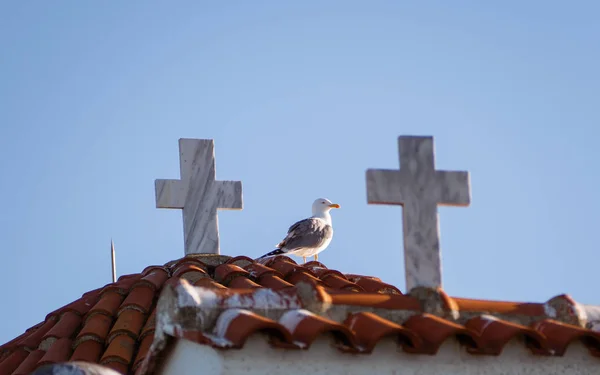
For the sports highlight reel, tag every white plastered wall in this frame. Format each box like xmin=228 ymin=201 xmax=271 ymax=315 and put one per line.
xmin=158 ymin=335 xmax=599 ymax=375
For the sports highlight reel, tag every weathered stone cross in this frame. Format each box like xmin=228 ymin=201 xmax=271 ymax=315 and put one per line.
xmin=155 ymin=138 xmax=243 ymax=255
xmin=366 ymin=136 xmax=471 ymax=291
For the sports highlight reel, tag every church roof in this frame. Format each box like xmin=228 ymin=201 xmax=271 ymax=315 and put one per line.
xmin=2 ymin=254 xmax=600 ymax=375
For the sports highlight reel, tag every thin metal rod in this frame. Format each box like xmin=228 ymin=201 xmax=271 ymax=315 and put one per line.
xmin=111 ymin=238 xmax=117 ymax=283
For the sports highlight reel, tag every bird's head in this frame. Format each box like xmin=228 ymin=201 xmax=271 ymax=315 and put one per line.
xmin=312 ymin=198 xmax=340 ymax=215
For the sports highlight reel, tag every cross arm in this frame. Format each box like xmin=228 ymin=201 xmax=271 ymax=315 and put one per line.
xmin=434 ymin=171 xmax=471 ymax=206
xmin=216 ymin=180 xmax=243 ymax=210
xmin=366 ymin=169 xmax=407 ymax=205
xmin=155 ymin=179 xmax=186 ymax=208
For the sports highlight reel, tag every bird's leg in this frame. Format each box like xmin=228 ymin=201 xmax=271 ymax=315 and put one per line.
xmin=303 ymin=256 xmax=307 ymax=264
xmin=314 ymin=254 xmax=318 ymax=262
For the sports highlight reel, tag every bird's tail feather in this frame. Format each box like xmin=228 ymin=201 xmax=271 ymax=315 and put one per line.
xmin=258 ymin=249 xmax=285 ymax=259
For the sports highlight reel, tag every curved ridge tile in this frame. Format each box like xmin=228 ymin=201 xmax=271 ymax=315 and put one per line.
xmin=214 ymin=264 xmax=250 ymax=285
xmin=0 ymin=348 xmax=29 ymax=375
xmin=244 ymin=263 xmax=283 ymax=279
xmin=255 ymin=274 xmax=295 ymax=290
xmin=167 ymin=258 xmax=208 ymax=272
xmin=279 ymin=309 xmax=357 ymax=351
xmin=226 ymin=256 xmax=255 ymax=268
xmin=533 ymin=319 xmax=600 ymax=356
xmin=137 ymin=268 xmax=170 ymax=290
xmin=12 ymin=349 xmax=44 ymax=375
xmin=257 ymin=255 xmax=297 ymax=267
xmin=344 ymin=312 xmax=420 ymax=353
xmin=465 ymin=315 xmax=548 ymax=355
xmin=345 ymin=274 xmax=402 ymax=295
xmin=265 ymin=259 xmax=317 ymax=279
xmin=18 ymin=319 xmax=57 ymax=349
xmin=88 ymin=291 xmax=124 ymax=317
xmin=326 ymin=290 xmax=421 ymax=310
xmin=42 ymin=312 xmax=82 ymax=342
xmin=454 ymin=298 xmax=545 ymax=316
xmin=213 ymin=308 xmax=295 ymax=349
xmin=403 ymin=314 xmax=478 ymax=354
xmin=170 ymin=264 xmax=208 ymax=279
xmin=320 ymin=274 xmax=364 ymax=292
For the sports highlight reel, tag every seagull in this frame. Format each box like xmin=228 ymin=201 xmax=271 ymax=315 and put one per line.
xmin=258 ymin=198 xmax=340 ymax=264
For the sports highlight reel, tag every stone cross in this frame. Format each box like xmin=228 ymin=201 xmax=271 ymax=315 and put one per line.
xmin=366 ymin=136 xmax=471 ymax=290
xmin=155 ymin=138 xmax=243 ymax=255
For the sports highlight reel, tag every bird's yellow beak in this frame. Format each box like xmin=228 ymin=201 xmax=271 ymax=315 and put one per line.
xmin=329 ymin=203 xmax=340 ymax=209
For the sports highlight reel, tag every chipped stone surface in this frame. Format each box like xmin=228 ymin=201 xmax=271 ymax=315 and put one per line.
xmin=155 ymin=139 xmax=243 ymax=255
xmin=545 ymin=294 xmax=587 ymax=327
xmin=366 ymin=136 xmax=471 ymax=291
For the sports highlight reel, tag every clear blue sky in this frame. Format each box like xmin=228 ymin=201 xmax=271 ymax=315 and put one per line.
xmin=1 ymin=1 xmax=599 ymax=344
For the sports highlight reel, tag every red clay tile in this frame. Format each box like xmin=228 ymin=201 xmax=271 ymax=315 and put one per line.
xmin=140 ymin=310 xmax=156 ymax=339
xmin=38 ymin=337 xmax=73 ymax=365
xmin=102 ymin=274 xmax=143 ymax=295
xmin=109 ymin=309 xmax=146 ymax=341
xmin=533 ymin=319 xmax=600 ymax=356
xmin=244 ymin=263 xmax=282 ymax=279
xmin=0 ymin=347 xmax=29 ymax=375
xmin=120 ymin=286 xmax=154 ymax=314
xmin=169 ymin=255 xmax=207 ymax=266
xmin=193 ymin=278 xmax=227 ymax=289
xmin=71 ymin=339 xmax=104 ymax=362
xmin=302 ymin=261 xmax=328 ymax=269
xmin=345 ymin=274 xmax=402 ymax=294
xmin=320 ymin=274 xmax=364 ymax=291
xmin=326 ymin=289 xmax=421 ymax=310
xmin=403 ymin=314 xmax=478 ymax=354
xmin=214 ymin=264 xmax=250 ymax=285
xmin=306 ymin=266 xmax=343 ymax=279
xmin=453 ymin=298 xmax=546 ymax=316
xmin=139 ymin=268 xmax=170 ymax=290
xmin=344 ymin=312 xmax=420 ymax=353
xmin=0 ymin=328 xmax=35 ymax=352
xmin=214 ymin=309 xmax=294 ymax=348
xmin=266 ymin=259 xmax=315 ymax=278
xmin=171 ymin=263 xmax=207 ymax=279
xmin=18 ymin=318 xmax=57 ymax=349
xmin=465 ymin=315 xmax=547 ymax=355
xmin=255 ymin=274 xmax=294 ymax=289
xmin=77 ymin=313 xmax=114 ymax=342
xmin=279 ymin=309 xmax=356 ymax=350
xmin=169 ymin=259 xmax=207 ymax=275
xmin=132 ymin=334 xmax=154 ymax=370
xmin=228 ymin=276 xmax=262 ymax=289
xmin=180 ymin=271 xmax=210 ymax=285
xmin=42 ymin=311 xmax=82 ymax=341
xmin=101 ymin=335 xmax=136 ymax=364
xmin=226 ymin=256 xmax=255 ymax=267
xmin=89 ymin=291 xmax=125 ymax=316
xmin=286 ymin=271 xmax=325 ymax=287
xmin=47 ymin=289 xmax=102 ymax=319
xmin=12 ymin=349 xmax=45 ymax=375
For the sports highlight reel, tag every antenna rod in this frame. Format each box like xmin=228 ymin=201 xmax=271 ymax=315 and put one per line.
xmin=111 ymin=239 xmax=117 ymax=283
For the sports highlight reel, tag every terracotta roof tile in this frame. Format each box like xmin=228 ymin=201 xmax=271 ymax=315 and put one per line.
xmin=76 ymin=313 xmax=113 ymax=343
xmin=71 ymin=339 xmax=104 ymax=363
xmin=42 ymin=312 xmax=81 ymax=341
xmin=12 ymin=349 xmax=45 ymax=375
xmin=38 ymin=337 xmax=73 ymax=365
xmin=2 ymin=253 xmax=600 ymax=375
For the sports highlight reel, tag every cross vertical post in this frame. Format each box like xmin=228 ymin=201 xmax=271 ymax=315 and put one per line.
xmin=366 ymin=136 xmax=471 ymax=291
xmin=155 ymin=138 xmax=243 ymax=255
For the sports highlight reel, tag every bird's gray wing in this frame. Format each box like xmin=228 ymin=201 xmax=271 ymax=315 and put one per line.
xmin=277 ymin=218 xmax=333 ymax=251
